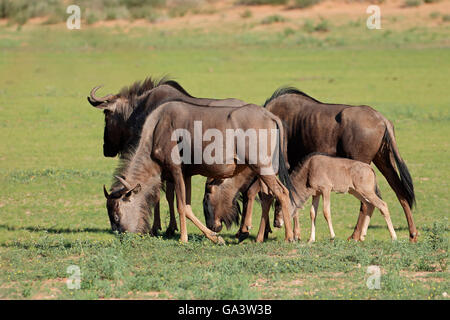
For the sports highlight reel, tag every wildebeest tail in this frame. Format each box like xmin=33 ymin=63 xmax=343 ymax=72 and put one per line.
xmin=375 ymin=183 xmax=382 ymax=199
xmin=383 ymin=123 xmax=415 ymax=208
xmin=272 ymin=116 xmax=298 ymax=209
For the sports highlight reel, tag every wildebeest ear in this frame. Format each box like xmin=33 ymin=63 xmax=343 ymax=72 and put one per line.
xmin=103 ymin=185 xmax=110 ymax=198
xmin=132 ymin=184 xmax=141 ymax=194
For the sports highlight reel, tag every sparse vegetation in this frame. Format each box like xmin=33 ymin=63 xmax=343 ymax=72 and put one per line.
xmin=236 ymin=0 xmax=288 ymax=5
xmin=403 ymin=0 xmax=422 ymax=7
xmin=291 ymin=0 xmax=322 ymax=9
xmin=240 ymin=9 xmax=252 ymax=18
xmin=303 ymin=17 xmax=330 ymax=32
xmin=261 ymin=14 xmax=286 ymax=24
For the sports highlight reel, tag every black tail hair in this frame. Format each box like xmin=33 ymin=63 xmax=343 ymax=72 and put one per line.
xmin=275 ymin=122 xmax=298 ymax=208
xmin=375 ymin=184 xmax=382 ymax=200
xmin=384 ymin=129 xmax=416 ymax=208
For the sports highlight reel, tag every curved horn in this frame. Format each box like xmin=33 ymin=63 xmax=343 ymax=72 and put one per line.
xmin=90 ymin=85 xmax=115 ymax=103
xmin=115 ymin=175 xmax=133 ymax=190
xmin=103 ymin=185 xmax=110 ymax=198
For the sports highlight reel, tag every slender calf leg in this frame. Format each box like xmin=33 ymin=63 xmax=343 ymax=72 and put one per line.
xmin=348 ymin=202 xmax=368 ymax=241
xmin=365 ymin=194 xmax=397 ymax=241
xmin=293 ymin=210 xmax=301 ymax=241
xmin=165 ymin=182 xmax=178 ymax=236
xmin=308 ymin=195 xmax=320 ymax=243
xmin=322 ymin=190 xmax=336 ymax=241
xmin=360 ymin=203 xmax=375 ymax=241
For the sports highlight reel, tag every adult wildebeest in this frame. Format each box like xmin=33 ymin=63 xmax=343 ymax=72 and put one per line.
xmin=87 ymin=77 xmax=246 ymax=235
xmin=103 ymin=100 xmax=297 ymax=243
xmin=203 ymin=87 xmax=417 ymax=242
xmin=268 ymin=153 xmax=398 ymax=243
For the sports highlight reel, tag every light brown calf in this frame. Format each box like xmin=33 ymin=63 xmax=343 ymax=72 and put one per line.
xmin=263 ymin=153 xmax=398 ymax=242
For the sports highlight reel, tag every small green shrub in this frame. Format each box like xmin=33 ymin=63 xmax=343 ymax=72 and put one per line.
xmin=291 ymin=0 xmax=322 ymax=9
xmin=236 ymin=0 xmax=287 ymax=5
xmin=429 ymin=11 xmax=440 ymax=19
xmin=261 ymin=14 xmax=286 ymax=24
xmin=240 ymin=9 xmax=252 ymax=18
xmin=403 ymin=0 xmax=422 ymax=7
xmin=303 ymin=18 xmax=330 ymax=32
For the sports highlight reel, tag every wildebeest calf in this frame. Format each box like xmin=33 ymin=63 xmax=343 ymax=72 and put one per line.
xmin=269 ymin=153 xmax=398 ymax=242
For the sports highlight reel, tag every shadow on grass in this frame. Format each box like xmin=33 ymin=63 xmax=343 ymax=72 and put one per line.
xmin=0 ymin=224 xmax=111 ymax=235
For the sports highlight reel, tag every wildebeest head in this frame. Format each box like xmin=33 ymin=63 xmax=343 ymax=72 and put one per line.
xmin=88 ymin=85 xmax=131 ymax=157
xmin=103 ymin=176 xmax=150 ymax=234
xmin=203 ymin=178 xmax=241 ymax=232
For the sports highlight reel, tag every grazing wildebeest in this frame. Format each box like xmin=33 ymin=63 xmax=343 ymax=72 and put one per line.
xmin=204 ymin=87 xmax=417 ymax=242
xmin=267 ymin=153 xmax=398 ymax=243
xmin=103 ymin=100 xmax=297 ymax=243
xmin=88 ymin=77 xmax=246 ymax=235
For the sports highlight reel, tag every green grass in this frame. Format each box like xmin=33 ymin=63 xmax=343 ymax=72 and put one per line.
xmin=0 ymin=20 xmax=449 ymax=299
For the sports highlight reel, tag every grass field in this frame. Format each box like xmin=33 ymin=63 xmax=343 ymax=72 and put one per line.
xmin=0 ymin=5 xmax=449 ymax=299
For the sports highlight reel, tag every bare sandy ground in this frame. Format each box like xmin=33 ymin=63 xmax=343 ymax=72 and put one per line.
xmin=0 ymin=0 xmax=449 ymax=32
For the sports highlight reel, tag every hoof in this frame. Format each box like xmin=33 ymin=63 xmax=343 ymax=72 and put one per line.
xmin=307 ymin=239 xmax=315 ymax=244
xmin=149 ymin=228 xmax=159 ymax=237
xmin=285 ymin=237 xmax=295 ymax=243
xmin=235 ymin=231 xmax=241 ymax=239
xmin=330 ymin=237 xmax=335 ymax=242
xmin=409 ymin=232 xmax=418 ymax=243
xmin=165 ymin=227 xmax=177 ymax=238
xmin=238 ymin=231 xmax=250 ymax=243
xmin=217 ymin=236 xmax=225 ymax=245
xmin=274 ymin=220 xmax=283 ymax=228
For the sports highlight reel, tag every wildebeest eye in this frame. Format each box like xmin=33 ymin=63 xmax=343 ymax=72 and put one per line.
xmin=114 ymin=214 xmax=120 ymax=223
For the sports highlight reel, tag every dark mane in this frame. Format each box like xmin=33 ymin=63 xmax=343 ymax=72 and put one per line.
xmin=118 ymin=76 xmax=166 ymax=100
xmin=263 ymin=86 xmax=322 ymax=107
xmin=161 ymin=80 xmax=195 ymax=98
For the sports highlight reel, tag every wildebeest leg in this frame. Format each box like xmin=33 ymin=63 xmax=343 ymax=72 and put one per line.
xmin=348 ymin=202 xmax=368 ymax=241
xmin=165 ymin=181 xmax=178 ymax=237
xmin=237 ymin=181 xmax=260 ymax=242
xmin=236 ymin=193 xmax=249 ymax=239
xmin=293 ymin=210 xmax=300 ymax=241
xmin=172 ymin=171 xmax=188 ymax=243
xmin=172 ymin=171 xmax=224 ymax=244
xmin=308 ymin=195 xmax=320 ymax=243
xmin=185 ymin=176 xmax=192 ymax=205
xmin=255 ymin=192 xmax=272 ymax=243
xmin=359 ymin=204 xmax=375 ymax=241
xmin=322 ymin=190 xmax=336 ymax=241
xmin=364 ymin=194 xmax=397 ymax=241
xmin=257 ymin=174 xmax=294 ymax=242
xmin=373 ymin=155 xmax=417 ymax=242
xmin=185 ymin=205 xmax=225 ymax=244
xmin=151 ymin=200 xmax=162 ymax=236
